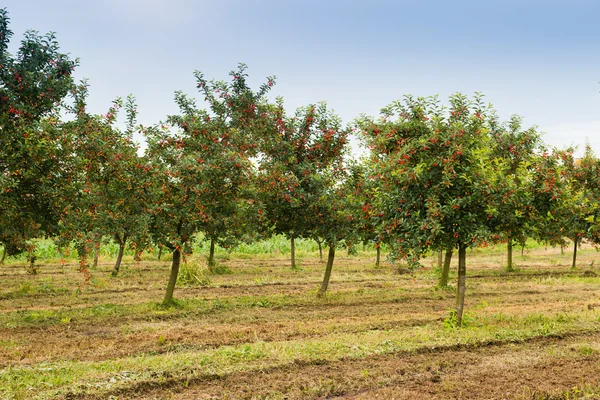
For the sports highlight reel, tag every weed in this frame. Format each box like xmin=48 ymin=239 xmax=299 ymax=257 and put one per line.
xmin=178 ymin=262 xmax=211 ymax=286
xmin=443 ymin=309 xmax=475 ymax=329
xmin=208 ymin=262 xmax=232 ymax=275
xmin=251 ymin=298 xmax=271 ymax=308
xmin=157 ymin=335 xmax=167 ymax=346
xmin=575 ymin=344 xmax=598 ymax=356
xmin=435 ymin=284 xmax=455 ymax=292
xmin=212 ymin=299 xmax=226 ymax=311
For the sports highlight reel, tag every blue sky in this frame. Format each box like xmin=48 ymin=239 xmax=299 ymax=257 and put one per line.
xmin=4 ymin=0 xmax=600 ymax=155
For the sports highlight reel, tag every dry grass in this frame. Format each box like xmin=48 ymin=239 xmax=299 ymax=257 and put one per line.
xmin=1 ymin=242 xmax=600 ymax=399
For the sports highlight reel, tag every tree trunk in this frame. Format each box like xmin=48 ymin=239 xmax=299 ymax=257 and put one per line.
xmin=157 ymin=245 xmax=163 ymax=261
xmin=0 ymin=246 xmax=5 ymax=265
xmin=506 ymin=240 xmax=513 ymax=271
xmin=376 ymin=245 xmax=381 ymax=267
xmin=93 ymin=252 xmax=99 ymax=269
xmin=572 ymin=237 xmax=578 ymax=269
xmin=318 ymin=244 xmax=336 ymax=297
xmin=439 ymin=248 xmax=453 ymax=287
xmin=163 ymin=247 xmax=181 ymax=306
xmin=456 ymin=243 xmax=467 ymax=327
xmin=438 ymin=249 xmax=443 ymax=269
xmin=112 ymin=242 xmax=125 ymax=277
xmin=290 ymin=237 xmax=296 ymax=269
xmin=208 ymin=238 xmax=216 ymax=268
xmin=93 ymin=240 xmax=100 ymax=269
xmin=317 ymin=241 xmax=323 ymax=261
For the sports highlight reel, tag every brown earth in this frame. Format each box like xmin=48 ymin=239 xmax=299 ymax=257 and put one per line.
xmin=1 ymin=244 xmax=600 ymax=399
xmin=88 ymin=333 xmax=600 ymax=400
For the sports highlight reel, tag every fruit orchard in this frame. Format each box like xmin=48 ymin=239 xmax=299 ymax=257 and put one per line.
xmin=2 ymin=7 xmax=600 ymax=317
xmin=2 ymin=9 xmax=600 ymax=399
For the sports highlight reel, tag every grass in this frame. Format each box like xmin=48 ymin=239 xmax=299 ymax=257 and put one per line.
xmin=0 ymin=242 xmax=600 ymax=398
xmin=0 ymin=234 xmax=362 ymax=267
xmin=3 ymin=308 xmax=600 ymax=399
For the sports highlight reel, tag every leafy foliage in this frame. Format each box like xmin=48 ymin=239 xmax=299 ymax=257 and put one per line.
xmin=146 ymin=64 xmax=275 ymax=304
xmin=0 ymin=8 xmax=77 ymax=257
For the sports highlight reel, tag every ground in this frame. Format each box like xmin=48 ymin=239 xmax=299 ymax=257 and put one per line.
xmin=1 ymin=243 xmax=600 ymax=399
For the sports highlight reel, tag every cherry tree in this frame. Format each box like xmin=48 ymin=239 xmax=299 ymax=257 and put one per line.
xmin=255 ymin=101 xmax=348 ymax=269
xmin=488 ymin=115 xmax=542 ymax=270
xmin=146 ymin=64 xmax=274 ymax=305
xmin=361 ymin=93 xmax=502 ymax=326
xmin=0 ymin=8 xmax=77 ymax=262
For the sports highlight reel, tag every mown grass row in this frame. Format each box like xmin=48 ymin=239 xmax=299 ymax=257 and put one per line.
xmin=2 ymin=245 xmax=600 ymax=399
xmin=2 ymin=306 xmax=600 ymax=399
xmin=4 ymin=268 xmax=600 ymax=329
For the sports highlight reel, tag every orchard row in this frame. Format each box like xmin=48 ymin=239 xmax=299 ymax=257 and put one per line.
xmin=1 ymin=9 xmax=598 ymax=325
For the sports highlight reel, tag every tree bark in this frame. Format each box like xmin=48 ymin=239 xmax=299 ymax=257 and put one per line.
xmin=376 ymin=244 xmax=381 ymax=267
xmin=438 ymin=249 xmax=443 ymax=270
xmin=456 ymin=243 xmax=467 ymax=327
xmin=112 ymin=242 xmax=125 ymax=277
xmin=92 ymin=240 xmax=100 ymax=269
xmin=439 ymin=248 xmax=453 ymax=287
xmin=572 ymin=237 xmax=578 ymax=269
xmin=318 ymin=244 xmax=336 ymax=297
xmin=163 ymin=247 xmax=181 ymax=306
xmin=0 ymin=246 xmax=5 ymax=265
xmin=91 ymin=233 xmax=102 ymax=269
xmin=157 ymin=245 xmax=163 ymax=261
xmin=507 ymin=240 xmax=514 ymax=271
xmin=208 ymin=238 xmax=216 ymax=268
xmin=290 ymin=237 xmax=296 ymax=269
xmin=93 ymin=252 xmax=99 ymax=269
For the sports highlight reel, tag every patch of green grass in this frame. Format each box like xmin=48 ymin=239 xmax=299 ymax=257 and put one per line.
xmin=4 ymin=308 xmax=600 ymax=399
xmin=4 ymin=281 xmax=70 ymax=300
xmin=0 ymin=284 xmax=425 ymax=329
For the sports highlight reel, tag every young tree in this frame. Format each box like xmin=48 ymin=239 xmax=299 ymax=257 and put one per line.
xmin=0 ymin=8 xmax=77 ymax=259
xmin=489 ymin=115 xmax=542 ymax=271
xmin=529 ymin=148 xmax=573 ymax=252
xmin=90 ymin=96 xmax=153 ymax=277
xmin=343 ymin=160 xmax=384 ymax=267
xmin=561 ymin=144 xmax=600 ymax=267
xmin=53 ymin=83 xmax=115 ymax=281
xmin=361 ymin=93 xmax=501 ymax=326
xmin=578 ymin=146 xmax=600 ymax=250
xmin=256 ymin=101 xmax=348 ymax=269
xmin=313 ymin=167 xmax=356 ymax=296
xmin=48 ymin=83 xmax=150 ymax=286
xmin=147 ymin=64 xmax=274 ymax=305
